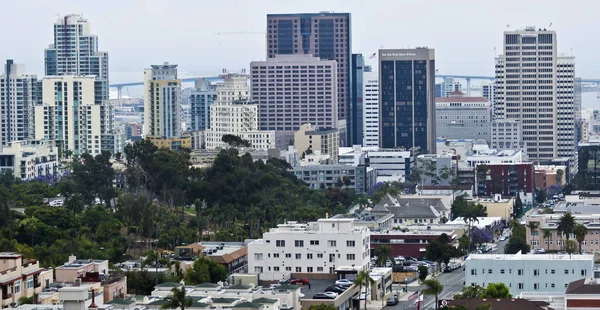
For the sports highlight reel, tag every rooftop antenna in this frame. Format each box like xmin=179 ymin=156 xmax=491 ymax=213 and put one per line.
xmin=549 ymin=22 xmax=553 ymax=27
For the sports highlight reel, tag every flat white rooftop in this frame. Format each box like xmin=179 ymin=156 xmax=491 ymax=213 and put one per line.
xmin=467 ymin=252 xmax=594 ymax=261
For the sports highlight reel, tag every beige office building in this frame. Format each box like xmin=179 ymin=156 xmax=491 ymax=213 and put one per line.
xmin=294 ymin=123 xmax=339 ymax=163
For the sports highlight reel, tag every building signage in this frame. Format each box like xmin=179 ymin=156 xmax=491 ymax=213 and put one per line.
xmin=381 ymin=52 xmax=417 ymax=57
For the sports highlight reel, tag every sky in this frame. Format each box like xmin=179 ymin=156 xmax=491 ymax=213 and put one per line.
xmin=1 ymin=0 xmax=599 ymax=84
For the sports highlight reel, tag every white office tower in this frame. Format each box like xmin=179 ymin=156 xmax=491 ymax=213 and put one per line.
xmin=0 ymin=60 xmax=41 ymax=145
xmin=143 ymin=63 xmax=182 ymax=138
xmin=362 ymin=71 xmax=379 ymax=147
xmin=481 ymin=80 xmax=495 ymax=109
xmin=494 ymin=27 xmax=576 ymax=171
xmin=35 ymin=76 xmax=114 ymax=155
xmin=44 ymin=14 xmax=109 ymax=101
xmin=205 ymin=74 xmax=275 ymax=150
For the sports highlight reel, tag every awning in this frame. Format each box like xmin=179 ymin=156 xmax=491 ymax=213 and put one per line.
xmin=0 ymin=275 xmax=21 ymax=285
xmin=22 ymin=268 xmax=44 ymax=277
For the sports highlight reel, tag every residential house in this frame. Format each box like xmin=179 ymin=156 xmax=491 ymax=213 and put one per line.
xmin=0 ymin=252 xmax=53 ymax=308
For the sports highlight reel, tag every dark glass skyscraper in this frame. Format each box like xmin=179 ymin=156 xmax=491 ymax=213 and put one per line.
xmin=349 ymin=53 xmax=364 ymax=145
xmin=379 ymin=49 xmax=436 ymax=153
xmin=266 ymin=12 xmax=351 ymax=142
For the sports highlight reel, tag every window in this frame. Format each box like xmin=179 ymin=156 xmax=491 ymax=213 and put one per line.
xmin=285 ymin=253 xmax=291 ymax=258
xmin=317 ymin=253 xmax=323 ymax=258
xmin=564 ymin=269 xmax=569 ymax=274
xmin=534 ymin=269 xmax=539 ymax=276
xmin=518 ymin=269 xmax=523 ymax=275
xmin=328 ymin=240 xmax=337 ymax=247
xmin=307 ymin=253 xmax=313 ymax=259
xmin=488 ymin=269 xmax=492 ymax=274
xmin=295 ymin=254 xmax=301 ymax=259
xmin=27 ymin=276 xmax=33 ymax=289
xmin=347 ymin=254 xmax=355 ymax=260
xmin=254 ymin=253 xmax=263 ymax=260
xmin=295 ymin=240 xmax=304 ymax=247
xmin=501 ymin=269 xmax=505 ymax=274
xmin=317 ymin=267 xmax=323 ymax=272
xmin=310 ymin=240 xmax=319 ymax=245
xmin=347 ymin=240 xmax=356 ymax=247
xmin=518 ymin=283 xmax=524 ymax=289
xmin=551 ymin=283 xmax=555 ymax=288
xmin=14 ymin=280 xmax=21 ymax=294
xmin=307 ymin=267 xmax=313 ymax=272
xmin=551 ymin=269 xmax=555 ymax=274
xmin=276 ymin=240 xmax=285 ymax=247
xmin=254 ymin=267 xmax=263 ymax=273
xmin=471 ymin=269 xmax=477 ymax=276
xmin=296 ymin=267 xmax=302 ymax=272
xmin=582 ymin=269 xmax=587 ymax=276
xmin=534 ymin=283 xmax=539 ymax=290
xmin=274 ymin=266 xmax=280 ymax=271
xmin=273 ymin=253 xmax=280 ymax=258
xmin=285 ymin=266 xmax=291 ymax=271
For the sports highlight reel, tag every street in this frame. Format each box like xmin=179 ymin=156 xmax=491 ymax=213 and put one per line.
xmin=391 ymin=238 xmax=509 ymax=310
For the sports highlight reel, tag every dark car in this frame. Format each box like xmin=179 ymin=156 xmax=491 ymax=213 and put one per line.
xmin=386 ymin=297 xmax=399 ymax=306
xmin=313 ymin=293 xmax=335 ymax=299
xmin=290 ymin=277 xmax=310 ymax=285
xmin=325 ymin=285 xmax=346 ymax=293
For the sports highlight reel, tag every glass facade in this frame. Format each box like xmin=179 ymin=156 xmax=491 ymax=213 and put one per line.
xmin=349 ymin=53 xmax=364 ymax=145
xmin=276 ymin=20 xmax=294 ymax=54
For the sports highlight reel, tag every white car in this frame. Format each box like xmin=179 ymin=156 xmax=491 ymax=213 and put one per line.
xmin=49 ymin=200 xmax=63 ymax=207
xmin=499 ymin=236 xmax=507 ymax=241
xmin=335 ymin=279 xmax=354 ymax=287
xmin=323 ymin=292 xmax=338 ymax=299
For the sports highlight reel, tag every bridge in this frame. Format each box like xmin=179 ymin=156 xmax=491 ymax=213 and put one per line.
xmin=109 ymin=74 xmax=600 ymax=98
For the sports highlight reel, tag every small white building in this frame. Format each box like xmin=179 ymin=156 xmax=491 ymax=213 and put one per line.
xmin=247 ymin=218 xmax=370 ymax=281
xmin=465 ymin=252 xmax=594 ymax=296
xmin=0 ymin=140 xmax=59 ymax=181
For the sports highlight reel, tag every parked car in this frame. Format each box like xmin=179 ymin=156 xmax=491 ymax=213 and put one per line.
xmin=335 ymin=279 xmax=354 ymax=287
xmin=323 ymin=292 xmax=338 ymax=299
xmin=386 ymin=297 xmax=399 ymax=306
xmin=499 ymin=236 xmax=507 ymax=241
xmin=290 ymin=278 xmax=310 ymax=285
xmin=313 ymin=293 xmax=335 ymax=299
xmin=279 ymin=278 xmax=291 ymax=284
xmin=405 ymin=265 xmax=418 ymax=272
xmin=325 ymin=285 xmax=346 ymax=293
xmin=532 ymin=248 xmax=546 ymax=254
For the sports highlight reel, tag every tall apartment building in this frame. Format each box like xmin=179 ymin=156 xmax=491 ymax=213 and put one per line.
xmin=363 ymin=70 xmax=379 ymax=147
xmin=143 ymin=63 xmax=182 ymax=139
xmin=0 ymin=60 xmax=41 ymax=145
xmin=435 ymin=94 xmax=491 ymax=142
xmin=189 ymin=78 xmax=218 ymax=132
xmin=575 ymin=77 xmax=583 ymax=142
xmin=44 ymin=14 xmax=109 ymax=101
xmin=349 ymin=54 xmax=365 ymax=145
xmin=250 ymin=55 xmax=337 ymax=148
xmin=205 ymin=74 xmax=275 ymax=150
xmin=34 ymin=76 xmax=114 ymax=155
xmin=247 ymin=218 xmax=370 ymax=281
xmin=266 ymin=12 xmax=351 ymax=140
xmin=294 ymin=123 xmax=339 ymax=163
xmin=494 ymin=28 xmax=576 ymax=172
xmin=481 ymin=80 xmax=495 ymax=108
xmin=379 ymin=48 xmax=436 ymax=153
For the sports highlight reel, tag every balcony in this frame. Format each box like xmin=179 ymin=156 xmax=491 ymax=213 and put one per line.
xmin=3 ymin=293 xmax=12 ymax=300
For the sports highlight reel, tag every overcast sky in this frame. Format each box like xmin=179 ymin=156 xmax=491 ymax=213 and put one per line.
xmin=1 ymin=0 xmax=598 ymax=84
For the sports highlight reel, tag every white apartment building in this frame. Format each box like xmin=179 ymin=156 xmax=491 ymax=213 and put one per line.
xmin=363 ymin=71 xmax=379 ymax=147
xmin=247 ymin=218 xmax=370 ymax=281
xmin=35 ymin=75 xmax=114 ymax=155
xmin=465 ymin=147 xmax=524 ymax=169
xmin=367 ymin=149 xmax=414 ymax=182
xmin=491 ymin=120 xmax=527 ymax=154
xmin=0 ymin=140 xmax=58 ymax=181
xmin=465 ymin=253 xmax=594 ymax=296
xmin=481 ymin=80 xmax=495 ymax=108
xmin=143 ymin=62 xmax=182 ymax=139
xmin=0 ymin=60 xmax=40 ymax=145
xmin=205 ymin=74 xmax=275 ymax=150
xmin=250 ymin=55 xmax=338 ymax=149
xmin=494 ymin=27 xmax=576 ymax=167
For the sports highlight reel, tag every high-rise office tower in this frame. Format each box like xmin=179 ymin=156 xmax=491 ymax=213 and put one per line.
xmin=205 ymin=74 xmax=275 ymax=150
xmin=379 ymin=48 xmax=436 ymax=153
xmin=575 ymin=77 xmax=583 ymax=143
xmin=363 ymin=69 xmax=379 ymax=147
xmin=188 ymin=78 xmax=218 ymax=132
xmin=0 ymin=60 xmax=41 ymax=145
xmin=44 ymin=14 xmax=109 ymax=101
xmin=34 ymin=76 xmax=114 ymax=155
xmin=266 ymin=12 xmax=351 ymax=141
xmin=494 ymin=27 xmax=576 ymax=171
xmin=143 ymin=63 xmax=182 ymax=139
xmin=482 ymin=80 xmax=496 ymax=109
xmin=349 ymin=53 xmax=365 ymax=145
xmin=250 ymin=54 xmax=338 ymax=148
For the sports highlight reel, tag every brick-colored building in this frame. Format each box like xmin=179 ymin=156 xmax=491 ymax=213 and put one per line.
xmin=370 ymin=229 xmax=457 ymax=258
xmin=476 ymin=163 xmax=535 ymax=200
xmin=566 ymin=278 xmax=600 ymax=309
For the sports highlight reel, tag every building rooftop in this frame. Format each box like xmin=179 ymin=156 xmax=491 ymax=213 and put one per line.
xmin=435 ymin=97 xmax=489 ymax=103
xmin=252 ymin=297 xmax=278 ymax=304
xmin=446 ymin=298 xmax=549 ymax=310
xmin=566 ymin=278 xmax=600 ymax=294
xmin=467 ymin=252 xmax=594 ymax=261
xmin=0 ymin=252 xmax=21 ymax=258
xmin=447 ymin=217 xmax=502 ymax=229
xmin=233 ymin=302 xmax=262 ymax=309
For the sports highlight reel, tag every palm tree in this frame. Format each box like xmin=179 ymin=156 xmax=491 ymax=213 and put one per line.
xmin=355 ymin=269 xmax=375 ymax=310
xmin=557 ymin=212 xmax=576 ymax=242
xmin=527 ymin=222 xmax=539 ymax=248
xmin=574 ymin=223 xmax=589 ymax=254
xmin=463 ymin=207 xmax=480 ymax=252
xmin=161 ymin=286 xmax=193 ymax=310
xmin=352 ymin=194 xmax=371 ymax=210
xmin=423 ymin=279 xmax=444 ymax=310
xmin=542 ymin=229 xmax=552 ymax=252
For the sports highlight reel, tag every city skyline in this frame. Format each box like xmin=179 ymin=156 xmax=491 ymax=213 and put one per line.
xmin=0 ymin=0 xmax=597 ymax=84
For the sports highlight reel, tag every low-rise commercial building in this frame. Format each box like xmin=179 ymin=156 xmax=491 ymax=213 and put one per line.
xmin=370 ymin=229 xmax=457 ymax=258
xmin=535 ymin=165 xmax=567 ymax=191
xmin=471 ymin=196 xmax=514 ymax=223
xmin=148 ymin=136 xmax=191 ymax=150
xmin=247 ymin=218 xmax=370 ymax=281
xmin=465 ymin=252 xmax=594 ymax=296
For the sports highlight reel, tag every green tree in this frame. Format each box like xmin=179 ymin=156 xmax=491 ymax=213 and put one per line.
xmin=423 ymin=279 xmax=444 ymax=310
xmin=375 ymin=245 xmax=391 ymax=267
xmin=221 ymin=134 xmax=251 ymax=148
xmin=18 ymin=294 xmax=36 ymax=305
xmin=308 ymin=305 xmax=337 ymax=310
xmin=574 ymin=223 xmax=589 ymax=254
xmin=161 ymin=286 xmax=193 ymax=310
xmin=556 ymin=169 xmax=564 ymax=185
xmin=183 ymin=257 xmax=227 ymax=284
xmin=536 ymin=190 xmax=547 ymax=204
xmin=355 ymin=269 xmax=375 ymax=310
xmin=564 ymin=240 xmax=578 ymax=254
xmin=514 ymin=194 xmax=523 ymax=217
xmin=557 ymin=212 xmax=576 ymax=242
xmin=453 ymin=285 xmax=485 ymax=299
xmin=418 ymin=265 xmax=428 ymax=282
xmin=505 ymin=220 xmax=530 ymax=254
xmin=543 ymin=229 xmax=552 ymax=251
xmin=482 ymin=283 xmax=511 ymax=298
xmin=527 ymin=221 xmax=539 ymax=249
xmin=64 ymin=193 xmax=86 ymax=213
